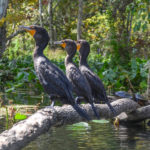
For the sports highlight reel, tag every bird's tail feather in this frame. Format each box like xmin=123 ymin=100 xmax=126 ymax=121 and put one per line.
xmin=73 ymin=103 xmax=91 ymax=121
xmin=103 ymin=93 xmax=117 ymax=117
xmin=91 ymin=103 xmax=100 ymax=119
xmin=106 ymin=102 xmax=117 ymax=117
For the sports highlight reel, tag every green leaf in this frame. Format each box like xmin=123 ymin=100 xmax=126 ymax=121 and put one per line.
xmin=92 ymin=119 xmax=109 ymax=124
xmin=14 ymin=83 xmax=24 ymax=88
xmin=140 ymin=81 xmax=147 ymax=89
xmin=66 ymin=122 xmax=90 ymax=131
xmin=28 ymin=72 xmax=35 ymax=81
xmin=142 ymin=23 xmax=147 ymax=31
xmin=16 ymin=72 xmax=25 ymax=80
xmin=15 ymin=113 xmax=27 ymax=120
xmin=140 ymin=68 xmax=147 ymax=78
xmin=131 ymin=58 xmax=137 ymax=70
xmin=5 ymin=87 xmax=15 ymax=93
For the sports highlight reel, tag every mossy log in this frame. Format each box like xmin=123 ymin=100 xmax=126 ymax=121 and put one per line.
xmin=0 ymin=98 xmax=149 ymax=150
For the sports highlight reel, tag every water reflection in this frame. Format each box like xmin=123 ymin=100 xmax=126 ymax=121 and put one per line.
xmin=0 ymin=89 xmax=49 ymax=105
xmin=23 ymin=123 xmax=150 ymax=150
xmin=115 ymin=125 xmax=150 ymax=150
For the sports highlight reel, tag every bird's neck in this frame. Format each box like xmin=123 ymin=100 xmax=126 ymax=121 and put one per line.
xmin=79 ymin=56 xmax=89 ymax=67
xmin=65 ymin=54 xmax=74 ymax=65
xmin=34 ymin=42 xmax=47 ymax=57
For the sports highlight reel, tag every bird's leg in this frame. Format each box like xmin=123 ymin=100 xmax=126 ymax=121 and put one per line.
xmin=50 ymin=100 xmax=55 ymax=107
xmin=106 ymin=102 xmax=117 ymax=117
xmin=75 ymin=96 xmax=84 ymax=104
xmin=93 ymin=97 xmax=101 ymax=104
xmin=46 ymin=95 xmax=57 ymax=109
xmin=75 ymin=97 xmax=80 ymax=104
xmin=92 ymin=97 xmax=96 ymax=104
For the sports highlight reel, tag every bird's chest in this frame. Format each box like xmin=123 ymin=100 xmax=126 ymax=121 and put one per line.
xmin=33 ymin=57 xmax=46 ymax=81
xmin=66 ymin=64 xmax=79 ymax=79
xmin=34 ymin=57 xmax=43 ymax=71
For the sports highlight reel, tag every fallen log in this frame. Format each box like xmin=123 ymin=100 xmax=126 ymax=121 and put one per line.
xmin=117 ymin=105 xmax=150 ymax=123
xmin=0 ymin=98 xmax=140 ymax=150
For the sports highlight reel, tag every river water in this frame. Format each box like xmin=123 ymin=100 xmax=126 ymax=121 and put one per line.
xmin=23 ymin=123 xmax=150 ymax=150
xmin=0 ymin=90 xmax=150 ymax=150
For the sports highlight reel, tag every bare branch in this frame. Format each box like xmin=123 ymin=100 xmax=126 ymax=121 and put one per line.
xmin=6 ymin=30 xmax=25 ymax=42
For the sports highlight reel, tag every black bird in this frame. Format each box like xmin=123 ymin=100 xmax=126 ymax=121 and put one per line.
xmin=19 ymin=25 xmax=90 ymax=121
xmin=54 ymin=39 xmax=100 ymax=119
xmin=76 ymin=40 xmax=116 ymax=116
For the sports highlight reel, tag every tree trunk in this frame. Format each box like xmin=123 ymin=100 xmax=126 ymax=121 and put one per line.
xmin=0 ymin=98 xmax=143 ymax=150
xmin=39 ymin=0 xmax=43 ymax=27
xmin=0 ymin=0 xmax=8 ymax=19
xmin=147 ymin=63 xmax=150 ymax=99
xmin=0 ymin=23 xmax=6 ymax=58
xmin=0 ymin=0 xmax=8 ymax=58
xmin=77 ymin=0 xmax=83 ymax=40
xmin=48 ymin=0 xmax=54 ymax=48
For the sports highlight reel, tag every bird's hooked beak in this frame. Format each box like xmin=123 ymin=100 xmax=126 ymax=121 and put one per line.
xmin=54 ymin=41 xmax=66 ymax=48
xmin=76 ymin=43 xmax=81 ymax=51
xmin=19 ymin=25 xmax=36 ymax=37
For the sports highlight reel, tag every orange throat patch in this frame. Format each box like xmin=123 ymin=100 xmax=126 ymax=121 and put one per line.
xmin=61 ymin=43 xmax=66 ymax=48
xmin=27 ymin=29 xmax=36 ymax=37
xmin=77 ymin=44 xmax=81 ymax=51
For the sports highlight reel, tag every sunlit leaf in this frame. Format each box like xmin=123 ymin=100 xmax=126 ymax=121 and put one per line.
xmin=14 ymin=83 xmax=24 ymax=88
xmin=16 ymin=72 xmax=25 ymax=81
xmin=92 ymin=119 xmax=109 ymax=124
xmin=66 ymin=122 xmax=90 ymax=131
xmin=15 ymin=113 xmax=27 ymax=120
xmin=5 ymin=87 xmax=15 ymax=93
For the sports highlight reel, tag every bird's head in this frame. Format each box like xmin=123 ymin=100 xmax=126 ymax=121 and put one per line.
xmin=19 ymin=25 xmax=50 ymax=45
xmin=54 ymin=39 xmax=76 ymax=56
xmin=76 ymin=40 xmax=90 ymax=58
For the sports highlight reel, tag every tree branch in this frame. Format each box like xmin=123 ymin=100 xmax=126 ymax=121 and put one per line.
xmin=6 ymin=30 xmax=25 ymax=42
xmin=118 ymin=105 xmax=150 ymax=123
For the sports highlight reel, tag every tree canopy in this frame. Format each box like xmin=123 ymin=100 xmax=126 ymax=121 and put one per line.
xmin=0 ymin=0 xmax=149 ymax=96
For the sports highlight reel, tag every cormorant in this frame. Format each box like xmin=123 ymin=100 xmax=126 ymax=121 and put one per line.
xmin=76 ymin=40 xmax=116 ymax=116
xmin=54 ymin=39 xmax=100 ymax=119
xmin=19 ymin=25 xmax=90 ymax=121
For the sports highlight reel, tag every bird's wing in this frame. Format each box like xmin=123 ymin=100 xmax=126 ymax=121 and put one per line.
xmin=67 ymin=65 xmax=91 ymax=95
xmin=81 ymin=66 xmax=105 ymax=92
xmin=38 ymin=60 xmax=73 ymax=99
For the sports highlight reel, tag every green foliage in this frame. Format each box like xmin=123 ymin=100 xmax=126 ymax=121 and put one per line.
xmin=0 ymin=49 xmax=148 ymax=96
xmin=85 ymin=53 xmax=147 ymax=93
xmin=0 ymin=55 xmax=40 ymax=92
xmin=15 ymin=113 xmax=27 ymax=120
xmin=0 ymin=0 xmax=149 ymax=97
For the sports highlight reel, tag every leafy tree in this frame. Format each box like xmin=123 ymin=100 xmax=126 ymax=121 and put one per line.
xmin=0 ymin=0 xmax=8 ymax=58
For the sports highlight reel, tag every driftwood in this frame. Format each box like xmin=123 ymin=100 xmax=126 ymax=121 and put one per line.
xmin=118 ymin=105 xmax=150 ymax=123
xmin=0 ymin=98 xmax=149 ymax=150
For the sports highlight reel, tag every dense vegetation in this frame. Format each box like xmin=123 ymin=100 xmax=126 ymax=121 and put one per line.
xmin=0 ymin=0 xmax=149 ymax=98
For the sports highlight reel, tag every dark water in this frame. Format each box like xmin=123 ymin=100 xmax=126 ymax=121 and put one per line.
xmin=23 ymin=123 xmax=150 ymax=150
xmin=0 ymin=89 xmax=49 ymax=105
xmin=0 ymin=90 xmax=150 ymax=150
